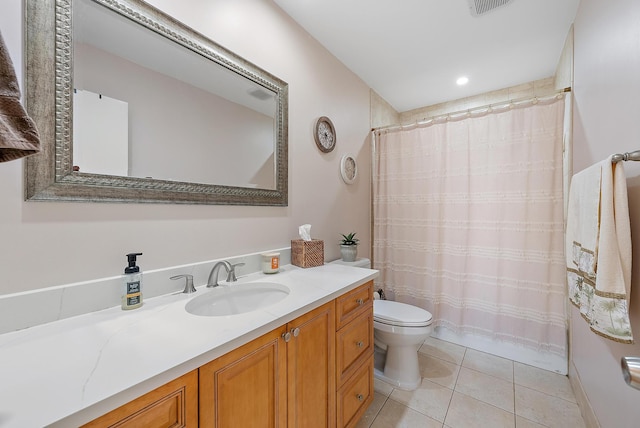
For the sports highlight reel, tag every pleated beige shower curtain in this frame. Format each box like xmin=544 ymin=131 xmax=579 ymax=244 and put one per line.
xmin=373 ymin=96 xmax=567 ymax=356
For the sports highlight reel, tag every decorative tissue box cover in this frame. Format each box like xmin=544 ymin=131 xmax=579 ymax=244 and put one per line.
xmin=291 ymin=239 xmax=324 ymax=268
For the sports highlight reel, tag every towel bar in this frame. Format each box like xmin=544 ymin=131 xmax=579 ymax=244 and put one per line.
xmin=621 ymin=357 xmax=640 ymax=390
xmin=611 ymin=150 xmax=640 ymax=163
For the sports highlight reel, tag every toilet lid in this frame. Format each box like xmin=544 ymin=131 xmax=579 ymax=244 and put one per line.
xmin=374 ymin=300 xmax=433 ymax=327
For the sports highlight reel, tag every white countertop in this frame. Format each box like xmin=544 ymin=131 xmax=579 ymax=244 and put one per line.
xmin=0 ymin=263 xmax=377 ymax=428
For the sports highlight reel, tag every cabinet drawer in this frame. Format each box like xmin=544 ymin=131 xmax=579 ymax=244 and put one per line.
xmin=336 ymin=310 xmax=373 ymax=386
xmin=335 ymin=281 xmax=373 ymax=329
xmin=82 ymin=370 xmax=198 ymax=428
xmin=336 ymin=358 xmax=373 ymax=428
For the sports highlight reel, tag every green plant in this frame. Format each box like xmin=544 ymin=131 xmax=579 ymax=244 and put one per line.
xmin=340 ymin=232 xmax=359 ymax=246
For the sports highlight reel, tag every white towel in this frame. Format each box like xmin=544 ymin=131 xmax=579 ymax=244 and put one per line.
xmin=566 ymin=155 xmax=633 ymax=343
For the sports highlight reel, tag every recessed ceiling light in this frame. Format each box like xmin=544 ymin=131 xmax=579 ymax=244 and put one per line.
xmin=456 ymin=76 xmax=469 ymax=86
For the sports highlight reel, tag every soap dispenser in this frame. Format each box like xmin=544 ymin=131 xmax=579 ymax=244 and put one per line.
xmin=122 ymin=252 xmax=143 ymax=310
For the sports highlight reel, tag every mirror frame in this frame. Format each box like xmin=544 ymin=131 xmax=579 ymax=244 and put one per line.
xmin=24 ymin=0 xmax=288 ymax=205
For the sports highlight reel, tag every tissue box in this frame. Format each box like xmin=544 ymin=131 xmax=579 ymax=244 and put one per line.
xmin=291 ymin=239 xmax=324 ymax=268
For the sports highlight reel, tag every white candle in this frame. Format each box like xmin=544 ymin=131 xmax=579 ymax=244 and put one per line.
xmin=261 ymin=252 xmax=280 ymax=274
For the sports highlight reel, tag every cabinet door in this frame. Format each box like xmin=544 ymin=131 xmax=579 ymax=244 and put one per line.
xmin=199 ymin=326 xmax=287 ymax=428
xmin=81 ymin=370 xmax=198 ymax=428
xmin=287 ymin=301 xmax=336 ymax=428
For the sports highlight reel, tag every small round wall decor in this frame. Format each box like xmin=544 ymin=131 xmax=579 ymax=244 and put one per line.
xmin=340 ymin=154 xmax=357 ymax=184
xmin=314 ymin=116 xmax=336 ymax=153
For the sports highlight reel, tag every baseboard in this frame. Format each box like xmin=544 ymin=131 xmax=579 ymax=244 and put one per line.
xmin=569 ymin=360 xmax=600 ymax=428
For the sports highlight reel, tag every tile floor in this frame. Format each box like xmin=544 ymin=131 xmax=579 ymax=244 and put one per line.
xmin=357 ymin=337 xmax=586 ymax=428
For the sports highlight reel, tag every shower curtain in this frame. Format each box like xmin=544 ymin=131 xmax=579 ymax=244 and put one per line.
xmin=373 ymin=96 xmax=567 ymax=357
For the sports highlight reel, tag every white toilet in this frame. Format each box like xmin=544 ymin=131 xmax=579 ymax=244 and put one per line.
xmin=330 ymin=258 xmax=433 ymax=391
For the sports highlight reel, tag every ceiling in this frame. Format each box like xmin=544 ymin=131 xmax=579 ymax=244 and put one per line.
xmin=273 ymin=0 xmax=580 ymax=113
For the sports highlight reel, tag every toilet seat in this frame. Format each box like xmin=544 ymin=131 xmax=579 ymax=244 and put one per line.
xmin=374 ymin=300 xmax=433 ymax=327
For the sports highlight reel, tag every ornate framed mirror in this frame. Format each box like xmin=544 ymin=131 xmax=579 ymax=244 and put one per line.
xmin=24 ymin=0 xmax=288 ymax=205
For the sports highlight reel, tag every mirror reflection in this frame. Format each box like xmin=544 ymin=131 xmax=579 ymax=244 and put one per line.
xmin=72 ymin=0 xmax=277 ymax=189
xmin=25 ymin=0 xmax=288 ymax=205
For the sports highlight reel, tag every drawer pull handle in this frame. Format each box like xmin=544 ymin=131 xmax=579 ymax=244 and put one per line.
xmin=356 ymin=341 xmax=364 ymax=348
xmin=292 ymin=327 xmax=300 ymax=337
xmin=356 ymin=394 xmax=364 ymax=402
xmin=282 ymin=332 xmax=291 ymax=342
xmin=356 ymin=298 xmax=364 ymax=305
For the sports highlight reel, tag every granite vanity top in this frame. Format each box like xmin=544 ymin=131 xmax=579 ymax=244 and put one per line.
xmin=0 ymin=263 xmax=377 ymax=427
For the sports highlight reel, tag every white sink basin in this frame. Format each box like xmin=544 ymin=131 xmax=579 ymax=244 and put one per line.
xmin=185 ymin=282 xmax=290 ymax=317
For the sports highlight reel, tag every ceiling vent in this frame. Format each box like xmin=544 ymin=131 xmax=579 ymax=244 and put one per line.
xmin=247 ymin=88 xmax=273 ymax=100
xmin=467 ymin=0 xmax=514 ymax=17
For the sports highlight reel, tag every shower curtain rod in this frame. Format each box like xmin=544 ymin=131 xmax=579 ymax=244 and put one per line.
xmin=612 ymin=150 xmax=640 ymax=163
xmin=372 ymin=88 xmax=571 ymax=134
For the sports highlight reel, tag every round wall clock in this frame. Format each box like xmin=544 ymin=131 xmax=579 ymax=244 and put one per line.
xmin=340 ymin=154 xmax=357 ymax=184
xmin=314 ymin=116 xmax=336 ymax=153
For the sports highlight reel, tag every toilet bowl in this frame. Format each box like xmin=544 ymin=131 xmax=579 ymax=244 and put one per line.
xmin=330 ymin=258 xmax=433 ymax=391
xmin=373 ymin=299 xmax=432 ymax=390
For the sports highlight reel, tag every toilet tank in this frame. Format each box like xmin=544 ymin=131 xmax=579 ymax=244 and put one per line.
xmin=329 ymin=258 xmax=371 ymax=269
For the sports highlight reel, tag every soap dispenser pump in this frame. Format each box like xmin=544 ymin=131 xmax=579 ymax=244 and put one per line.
xmin=122 ymin=252 xmax=143 ymax=310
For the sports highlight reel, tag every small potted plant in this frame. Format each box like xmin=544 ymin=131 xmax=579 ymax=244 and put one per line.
xmin=339 ymin=232 xmax=359 ymax=262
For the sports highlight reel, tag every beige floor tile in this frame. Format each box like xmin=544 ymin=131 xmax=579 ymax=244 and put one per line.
xmin=419 ymin=353 xmax=461 ymax=389
xmin=455 ymin=367 xmax=514 ymax=412
xmin=370 ymin=398 xmax=443 ymax=428
xmin=355 ymin=392 xmax=388 ymax=428
xmin=374 ymin=378 xmax=395 ymax=397
xmin=515 ymin=385 xmax=585 ymax=428
xmin=514 ymin=362 xmax=576 ymax=403
xmin=390 ymin=378 xmax=454 ymax=422
xmin=515 ymin=415 xmax=547 ymax=427
xmin=419 ymin=337 xmax=467 ymax=365
xmin=444 ymin=392 xmax=515 ymax=428
xmin=462 ymin=348 xmax=514 ymax=382
xmin=373 ymin=337 xmax=583 ymax=427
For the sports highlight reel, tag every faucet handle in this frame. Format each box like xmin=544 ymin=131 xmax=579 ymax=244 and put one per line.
xmin=227 ymin=262 xmax=245 ymax=282
xmin=170 ymin=274 xmax=197 ymax=294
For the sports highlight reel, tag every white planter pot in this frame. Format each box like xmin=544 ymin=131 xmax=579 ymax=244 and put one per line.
xmin=340 ymin=245 xmax=358 ymax=262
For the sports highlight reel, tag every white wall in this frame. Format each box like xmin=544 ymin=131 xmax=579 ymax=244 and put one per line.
xmin=572 ymin=0 xmax=640 ymax=426
xmin=0 ymin=0 xmax=371 ymax=295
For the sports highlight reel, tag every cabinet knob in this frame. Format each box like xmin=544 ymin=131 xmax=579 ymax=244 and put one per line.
xmin=356 ymin=341 xmax=364 ymax=348
xmin=292 ymin=327 xmax=300 ymax=337
xmin=356 ymin=394 xmax=364 ymax=402
xmin=356 ymin=298 xmax=364 ymax=305
xmin=282 ymin=332 xmax=292 ymax=342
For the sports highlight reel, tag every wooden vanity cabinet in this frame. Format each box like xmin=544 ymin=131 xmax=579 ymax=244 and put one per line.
xmin=81 ymin=369 xmax=198 ymax=428
xmin=199 ymin=300 xmax=336 ymax=428
xmin=83 ymin=281 xmax=374 ymax=428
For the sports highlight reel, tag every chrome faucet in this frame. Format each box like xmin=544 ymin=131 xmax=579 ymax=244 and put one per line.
xmin=207 ymin=261 xmax=231 ymax=287
xmin=207 ymin=261 xmax=246 ymax=287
